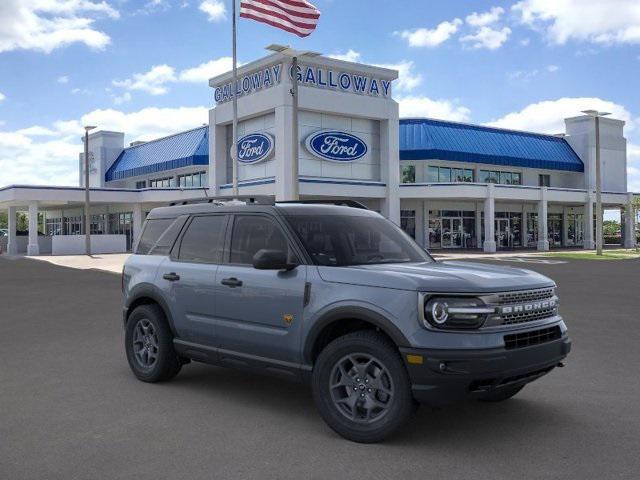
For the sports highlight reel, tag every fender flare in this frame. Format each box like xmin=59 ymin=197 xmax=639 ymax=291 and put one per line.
xmin=302 ymin=305 xmax=411 ymax=364
xmin=124 ymin=284 xmax=177 ymax=336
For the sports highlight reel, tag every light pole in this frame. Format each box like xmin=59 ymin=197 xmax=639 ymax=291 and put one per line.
xmin=266 ymin=44 xmax=320 ymax=201
xmin=582 ymin=110 xmax=610 ymax=256
xmin=83 ymin=125 xmax=96 ymax=255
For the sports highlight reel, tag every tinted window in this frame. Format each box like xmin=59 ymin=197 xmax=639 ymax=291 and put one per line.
xmin=136 ymin=218 xmax=174 ymax=254
xmin=229 ymin=216 xmax=289 ymax=265
xmin=151 ymin=215 xmax=187 ymax=255
xmin=286 ymin=214 xmax=432 ymax=266
xmin=178 ymin=215 xmax=226 ymax=263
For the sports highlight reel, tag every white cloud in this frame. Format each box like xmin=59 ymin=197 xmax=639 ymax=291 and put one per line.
xmin=520 ymin=38 xmax=531 ymax=46
xmin=513 ymin=0 xmax=640 ymax=45
xmin=466 ymin=7 xmax=504 ymax=27
xmin=486 ymin=97 xmax=635 ymax=134
xmin=0 ymin=106 xmax=209 ymax=187
xmin=199 ymin=0 xmax=226 ymax=22
xmin=113 ymin=91 xmax=132 ymax=105
xmin=508 ymin=65 xmax=560 ymax=81
xmin=0 ymin=0 xmax=119 ymax=54
xmin=546 ymin=64 xmax=560 ymax=72
xmin=0 ymin=92 xmax=5 ymax=102
xmin=179 ymin=57 xmax=234 ymax=82
xmin=113 ymin=64 xmax=177 ymax=95
xmin=461 ymin=26 xmax=511 ymax=50
xmin=398 ymin=96 xmax=471 ymax=122
xmin=373 ymin=60 xmax=422 ymax=93
xmin=57 ymin=75 xmax=70 ymax=84
xmin=328 ymin=50 xmax=362 ymax=63
xmin=396 ymin=19 xmax=462 ymax=48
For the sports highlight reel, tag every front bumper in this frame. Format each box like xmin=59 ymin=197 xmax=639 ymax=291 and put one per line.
xmin=400 ymin=334 xmax=571 ymax=406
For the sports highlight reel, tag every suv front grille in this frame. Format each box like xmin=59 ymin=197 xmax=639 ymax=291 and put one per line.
xmin=504 ymin=326 xmax=561 ymax=350
xmin=496 ymin=288 xmax=555 ymax=305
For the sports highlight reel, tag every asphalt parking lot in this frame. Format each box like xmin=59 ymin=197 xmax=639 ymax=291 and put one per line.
xmin=1 ymin=256 xmax=639 ymax=480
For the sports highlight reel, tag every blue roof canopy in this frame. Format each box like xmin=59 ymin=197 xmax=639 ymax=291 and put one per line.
xmin=399 ymin=118 xmax=584 ymax=172
xmin=105 ymin=126 xmax=209 ymax=182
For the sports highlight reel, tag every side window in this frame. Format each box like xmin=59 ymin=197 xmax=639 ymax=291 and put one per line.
xmin=150 ymin=215 xmax=187 ymax=255
xmin=178 ymin=215 xmax=226 ymax=263
xmin=136 ymin=218 xmax=174 ymax=255
xmin=229 ymin=216 xmax=290 ymax=265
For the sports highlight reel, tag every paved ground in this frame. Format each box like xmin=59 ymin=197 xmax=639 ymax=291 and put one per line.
xmin=1 ymin=256 xmax=639 ymax=480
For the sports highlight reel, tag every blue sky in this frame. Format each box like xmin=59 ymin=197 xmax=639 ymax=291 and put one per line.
xmin=1 ymin=0 xmax=639 ymax=195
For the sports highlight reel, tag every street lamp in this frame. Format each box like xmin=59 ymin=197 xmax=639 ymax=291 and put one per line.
xmin=581 ymin=110 xmax=610 ymax=256
xmin=83 ymin=125 xmax=97 ymax=255
xmin=266 ymin=44 xmax=321 ymax=201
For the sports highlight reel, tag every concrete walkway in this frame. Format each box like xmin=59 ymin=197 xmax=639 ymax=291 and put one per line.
xmin=26 ymin=253 xmax=130 ymax=274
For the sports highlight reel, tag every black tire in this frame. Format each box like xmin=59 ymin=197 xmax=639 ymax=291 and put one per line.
xmin=125 ymin=304 xmax=182 ymax=383
xmin=477 ymin=385 xmax=524 ymax=403
xmin=312 ymin=330 xmax=414 ymax=443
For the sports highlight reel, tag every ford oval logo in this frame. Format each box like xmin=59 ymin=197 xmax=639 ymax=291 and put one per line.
xmin=234 ymin=133 xmax=274 ymax=164
xmin=305 ymin=131 xmax=368 ymax=162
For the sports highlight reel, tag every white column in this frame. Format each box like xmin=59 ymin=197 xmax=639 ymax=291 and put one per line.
xmin=483 ymin=185 xmax=496 ymax=253
xmin=132 ymin=204 xmax=144 ymax=248
xmin=562 ymin=207 xmax=570 ymax=247
xmin=475 ymin=202 xmax=483 ymax=250
xmin=27 ymin=203 xmax=40 ymax=256
xmin=380 ymin=118 xmax=401 ymax=225
xmin=7 ymin=206 xmax=18 ymax=255
xmin=537 ymin=187 xmax=550 ymax=251
xmin=624 ymin=193 xmax=637 ymax=248
xmin=274 ymin=104 xmax=295 ymax=201
xmin=584 ymin=196 xmax=595 ymax=249
xmin=422 ymin=200 xmax=429 ymax=249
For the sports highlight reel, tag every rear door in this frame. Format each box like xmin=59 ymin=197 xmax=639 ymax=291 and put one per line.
xmin=159 ymin=214 xmax=228 ymax=346
xmin=214 ymin=213 xmax=307 ymax=364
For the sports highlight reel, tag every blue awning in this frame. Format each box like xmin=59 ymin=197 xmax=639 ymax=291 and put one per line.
xmin=399 ymin=118 xmax=584 ymax=172
xmin=105 ymin=126 xmax=209 ymax=182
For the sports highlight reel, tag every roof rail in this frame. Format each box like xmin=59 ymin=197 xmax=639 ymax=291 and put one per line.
xmin=276 ymin=199 xmax=369 ymax=210
xmin=169 ymin=195 xmax=275 ymax=207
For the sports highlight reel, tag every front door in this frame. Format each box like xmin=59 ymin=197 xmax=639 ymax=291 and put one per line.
xmin=441 ymin=218 xmax=463 ymax=248
xmin=214 ymin=214 xmax=307 ymax=364
xmin=495 ymin=218 xmax=512 ymax=249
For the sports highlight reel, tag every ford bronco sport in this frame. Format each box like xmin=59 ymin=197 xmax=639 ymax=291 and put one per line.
xmin=122 ymin=197 xmax=570 ymax=443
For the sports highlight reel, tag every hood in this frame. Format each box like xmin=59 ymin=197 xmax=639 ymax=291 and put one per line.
xmin=317 ymin=260 xmax=555 ymax=293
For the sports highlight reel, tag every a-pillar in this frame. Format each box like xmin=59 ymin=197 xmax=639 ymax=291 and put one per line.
xmin=27 ymin=203 xmax=40 ymax=256
xmin=483 ymin=185 xmax=496 ymax=253
xmin=132 ymin=204 xmax=144 ymax=248
xmin=537 ymin=187 xmax=550 ymax=251
xmin=584 ymin=195 xmax=595 ymax=249
xmin=7 ymin=206 xmax=17 ymax=255
xmin=624 ymin=193 xmax=637 ymax=248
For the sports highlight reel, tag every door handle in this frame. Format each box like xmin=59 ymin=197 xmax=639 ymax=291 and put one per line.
xmin=163 ymin=272 xmax=180 ymax=282
xmin=221 ymin=277 xmax=243 ymax=288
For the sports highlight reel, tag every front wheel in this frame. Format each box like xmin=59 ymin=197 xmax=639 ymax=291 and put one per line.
xmin=312 ymin=331 xmax=414 ymax=443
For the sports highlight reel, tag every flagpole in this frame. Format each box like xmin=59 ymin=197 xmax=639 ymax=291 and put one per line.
xmin=231 ymin=0 xmax=239 ymax=196
xmin=291 ymin=55 xmax=299 ymax=201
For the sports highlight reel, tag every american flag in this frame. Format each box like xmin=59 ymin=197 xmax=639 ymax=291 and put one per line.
xmin=240 ymin=0 xmax=321 ymax=38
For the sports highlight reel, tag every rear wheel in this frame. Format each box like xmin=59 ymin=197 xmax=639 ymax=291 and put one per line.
xmin=312 ymin=331 xmax=414 ymax=443
xmin=477 ymin=385 xmax=524 ymax=402
xmin=125 ymin=304 xmax=182 ymax=383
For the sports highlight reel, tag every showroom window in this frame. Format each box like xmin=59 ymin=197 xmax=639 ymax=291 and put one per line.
xmin=401 ymin=165 xmax=416 ymax=184
xmin=479 ymin=170 xmax=522 ymax=185
xmin=427 ymin=166 xmax=474 ymax=183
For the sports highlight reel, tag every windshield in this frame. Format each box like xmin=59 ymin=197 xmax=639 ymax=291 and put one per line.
xmin=285 ymin=214 xmax=433 ymax=266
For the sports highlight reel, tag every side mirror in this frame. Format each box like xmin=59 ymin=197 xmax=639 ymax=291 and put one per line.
xmin=252 ymin=249 xmax=297 ymax=271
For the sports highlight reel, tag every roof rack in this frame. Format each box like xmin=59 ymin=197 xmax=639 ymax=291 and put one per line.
xmin=276 ymin=199 xmax=369 ymax=210
xmin=169 ymin=195 xmax=275 ymax=207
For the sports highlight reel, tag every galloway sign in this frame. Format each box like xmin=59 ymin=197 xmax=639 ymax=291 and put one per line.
xmin=305 ymin=131 xmax=368 ymax=163
xmin=214 ymin=64 xmax=282 ymax=104
xmin=234 ymin=133 xmax=275 ymax=164
xmin=292 ymin=64 xmax=392 ymax=99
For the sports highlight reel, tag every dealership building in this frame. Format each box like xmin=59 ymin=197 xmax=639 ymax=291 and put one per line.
xmin=0 ymin=52 xmax=637 ymax=255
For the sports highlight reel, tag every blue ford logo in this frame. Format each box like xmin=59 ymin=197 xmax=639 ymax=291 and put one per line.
xmin=305 ymin=131 xmax=368 ymax=162
xmin=235 ymin=133 xmax=274 ymax=164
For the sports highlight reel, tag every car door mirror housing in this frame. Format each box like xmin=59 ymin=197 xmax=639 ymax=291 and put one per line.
xmin=252 ymin=249 xmax=297 ymax=270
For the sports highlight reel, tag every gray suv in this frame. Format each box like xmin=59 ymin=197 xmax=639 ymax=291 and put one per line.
xmin=122 ymin=197 xmax=570 ymax=443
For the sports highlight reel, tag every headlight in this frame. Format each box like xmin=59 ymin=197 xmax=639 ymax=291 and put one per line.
xmin=422 ymin=296 xmax=495 ymax=330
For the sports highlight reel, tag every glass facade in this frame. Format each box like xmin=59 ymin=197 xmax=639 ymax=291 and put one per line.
xmin=401 ymin=165 xmax=416 ymax=184
xmin=428 ymin=210 xmax=476 ymax=249
xmin=547 ymin=214 xmax=563 ymax=247
xmin=149 ymin=177 xmax=175 ymax=188
xmin=108 ymin=212 xmax=134 ymax=250
xmin=427 ymin=166 xmax=473 ymax=183
xmin=479 ymin=170 xmax=522 ymax=185
xmin=178 ymin=171 xmax=208 ymax=187
xmin=566 ymin=213 xmax=584 ymax=246
xmin=400 ymin=210 xmax=416 ymax=239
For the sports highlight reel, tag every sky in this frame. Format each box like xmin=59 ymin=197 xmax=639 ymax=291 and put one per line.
xmin=0 ymin=0 xmax=639 ymax=196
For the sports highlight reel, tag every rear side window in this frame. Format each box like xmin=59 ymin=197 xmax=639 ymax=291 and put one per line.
xmin=229 ymin=215 xmax=290 ymax=265
xmin=178 ymin=215 xmax=226 ymax=263
xmin=136 ymin=218 xmax=174 ymax=255
xmin=151 ymin=216 xmax=188 ymax=255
